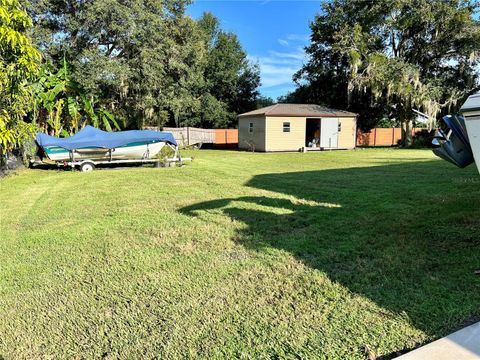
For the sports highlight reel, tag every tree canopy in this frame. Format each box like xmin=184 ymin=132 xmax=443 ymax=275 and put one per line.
xmin=32 ymin=59 xmax=120 ymax=136
xmin=29 ymin=2 xmax=260 ymax=129
xmin=196 ymin=12 xmax=260 ymax=127
xmin=0 ymin=0 xmax=41 ymax=155
xmin=294 ymin=0 xmax=480 ymax=142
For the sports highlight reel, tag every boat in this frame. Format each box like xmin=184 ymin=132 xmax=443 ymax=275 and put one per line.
xmin=432 ymin=93 xmax=480 ymax=173
xmin=35 ymin=126 xmax=179 ymax=171
xmin=432 ymin=115 xmax=474 ymax=168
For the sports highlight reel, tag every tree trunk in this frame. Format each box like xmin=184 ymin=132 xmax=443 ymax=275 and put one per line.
xmin=401 ymin=119 xmax=413 ymax=147
xmin=174 ymin=111 xmax=179 ymax=128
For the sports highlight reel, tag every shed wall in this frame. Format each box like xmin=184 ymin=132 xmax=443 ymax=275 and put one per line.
xmin=239 ymin=115 xmax=357 ymax=152
xmin=265 ymin=116 xmax=306 ymax=151
xmin=338 ymin=117 xmax=357 ymax=149
xmin=238 ymin=116 xmax=266 ymax=151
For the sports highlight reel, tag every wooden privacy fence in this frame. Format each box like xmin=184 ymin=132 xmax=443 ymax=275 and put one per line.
xmin=357 ymin=128 xmax=426 ymax=147
xmin=214 ymin=129 xmax=238 ymax=148
xmin=159 ymin=127 xmax=426 ymax=148
xmin=162 ymin=127 xmax=238 ymax=148
xmin=163 ymin=127 xmax=215 ymax=147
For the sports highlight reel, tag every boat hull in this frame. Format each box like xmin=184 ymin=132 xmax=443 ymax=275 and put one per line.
xmin=432 ymin=116 xmax=474 ymax=168
xmin=42 ymin=141 xmax=166 ymax=162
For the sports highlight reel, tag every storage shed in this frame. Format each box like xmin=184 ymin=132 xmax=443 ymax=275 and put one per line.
xmin=238 ymin=104 xmax=357 ymax=152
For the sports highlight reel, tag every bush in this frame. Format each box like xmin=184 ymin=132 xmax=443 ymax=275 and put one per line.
xmin=411 ymin=129 xmax=435 ymax=148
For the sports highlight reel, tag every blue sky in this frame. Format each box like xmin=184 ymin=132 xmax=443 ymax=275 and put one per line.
xmin=187 ymin=0 xmax=321 ymax=100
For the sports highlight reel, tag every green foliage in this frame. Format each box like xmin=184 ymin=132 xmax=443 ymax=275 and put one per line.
xmin=32 ymin=59 xmax=121 ymax=136
xmin=29 ymin=3 xmax=260 ymax=130
xmin=255 ymin=95 xmax=275 ymax=109
xmin=196 ymin=93 xmax=233 ymax=128
xmin=411 ymin=129 xmax=436 ymax=149
xmin=196 ymin=12 xmax=260 ymax=128
xmin=0 ymin=119 xmax=37 ymax=154
xmin=296 ymin=0 xmax=480 ymax=141
xmin=0 ymin=0 xmax=40 ymax=158
xmin=376 ymin=117 xmax=398 ymax=128
xmin=155 ymin=144 xmax=176 ymax=163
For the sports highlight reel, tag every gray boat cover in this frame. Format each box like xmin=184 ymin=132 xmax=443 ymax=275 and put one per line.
xmin=36 ymin=126 xmax=177 ymax=150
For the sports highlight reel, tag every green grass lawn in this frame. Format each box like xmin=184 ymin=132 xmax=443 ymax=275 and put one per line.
xmin=1 ymin=148 xmax=479 ymax=359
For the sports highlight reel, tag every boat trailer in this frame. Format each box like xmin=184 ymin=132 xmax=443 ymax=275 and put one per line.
xmin=36 ymin=144 xmax=192 ymax=172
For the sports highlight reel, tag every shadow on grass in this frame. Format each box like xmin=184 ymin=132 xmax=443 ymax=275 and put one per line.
xmin=181 ymin=160 xmax=480 ymax=355
xmin=30 ymin=162 xmax=160 ymax=172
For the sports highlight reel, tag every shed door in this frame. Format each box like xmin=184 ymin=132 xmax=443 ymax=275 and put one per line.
xmin=320 ymin=118 xmax=339 ymax=148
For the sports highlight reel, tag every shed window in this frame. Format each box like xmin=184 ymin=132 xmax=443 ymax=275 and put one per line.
xmin=283 ymin=122 xmax=290 ymax=133
xmin=249 ymin=122 xmax=253 ymax=133
xmin=338 ymin=122 xmax=342 ymax=132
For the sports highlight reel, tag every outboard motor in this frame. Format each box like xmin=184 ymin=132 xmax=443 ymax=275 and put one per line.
xmin=459 ymin=92 xmax=480 ymax=173
xmin=432 ymin=115 xmax=474 ymax=168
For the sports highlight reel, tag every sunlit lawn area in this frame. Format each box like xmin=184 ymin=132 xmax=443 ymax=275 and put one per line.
xmin=1 ymin=148 xmax=479 ymax=359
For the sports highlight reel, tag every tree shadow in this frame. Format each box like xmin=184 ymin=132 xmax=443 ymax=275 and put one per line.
xmin=180 ymin=160 xmax=480 ymax=353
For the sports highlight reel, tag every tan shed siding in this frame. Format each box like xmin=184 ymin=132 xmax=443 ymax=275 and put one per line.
xmin=238 ymin=116 xmax=266 ymax=151
xmin=338 ymin=117 xmax=357 ymax=149
xmin=265 ymin=116 xmax=306 ymax=151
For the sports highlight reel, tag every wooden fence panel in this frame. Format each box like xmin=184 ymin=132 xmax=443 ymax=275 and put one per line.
xmin=152 ymin=127 xmax=238 ymax=147
xmin=393 ymin=128 xmax=403 ymax=145
xmin=226 ymin=129 xmax=238 ymax=144
xmin=375 ymin=128 xmax=395 ymax=146
xmin=215 ymin=129 xmax=238 ymax=145
xmin=214 ymin=129 xmax=226 ymax=144
xmin=357 ymin=127 xmax=428 ymax=147
xmin=190 ymin=128 xmax=215 ymax=145
xmin=356 ymin=131 xmax=375 ymax=146
xmin=163 ymin=127 xmax=187 ymax=147
xmin=163 ymin=127 xmax=215 ymax=147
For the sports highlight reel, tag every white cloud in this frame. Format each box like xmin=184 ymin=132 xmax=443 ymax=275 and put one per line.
xmin=286 ymin=34 xmax=310 ymax=42
xmin=260 ymin=64 xmax=300 ymax=87
xmin=277 ymin=34 xmax=310 ymax=47
xmin=248 ymin=33 xmax=310 ymax=95
xmin=269 ymin=50 xmax=305 ymax=60
xmin=249 ymin=48 xmax=307 ymax=89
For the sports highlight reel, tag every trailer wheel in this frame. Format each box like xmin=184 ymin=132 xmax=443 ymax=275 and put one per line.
xmin=80 ymin=162 xmax=95 ymax=172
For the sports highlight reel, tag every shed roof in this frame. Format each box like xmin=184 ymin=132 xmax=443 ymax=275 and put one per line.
xmin=238 ymin=103 xmax=357 ymax=118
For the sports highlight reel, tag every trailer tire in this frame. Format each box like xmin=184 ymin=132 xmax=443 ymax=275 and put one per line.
xmin=80 ymin=162 xmax=95 ymax=172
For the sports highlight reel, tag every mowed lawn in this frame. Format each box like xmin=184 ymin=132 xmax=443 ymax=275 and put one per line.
xmin=1 ymin=149 xmax=479 ymax=359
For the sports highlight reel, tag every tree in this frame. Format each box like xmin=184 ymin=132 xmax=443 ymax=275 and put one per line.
xmin=255 ymin=95 xmax=275 ymax=109
xmin=159 ymin=14 xmax=208 ymax=128
xmin=0 ymin=0 xmax=40 ymax=159
xmin=296 ymin=0 xmax=480 ymax=144
xmin=33 ymin=59 xmax=120 ymax=136
xmin=30 ymin=4 xmax=260 ymax=130
xmin=29 ymin=0 xmax=202 ymax=129
xmin=196 ymin=12 xmax=260 ymax=128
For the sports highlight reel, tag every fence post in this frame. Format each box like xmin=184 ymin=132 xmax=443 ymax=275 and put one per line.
xmin=391 ymin=128 xmax=395 ymax=146
xmin=373 ymin=128 xmax=377 ymax=147
xmin=187 ymin=127 xmax=190 ymax=146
